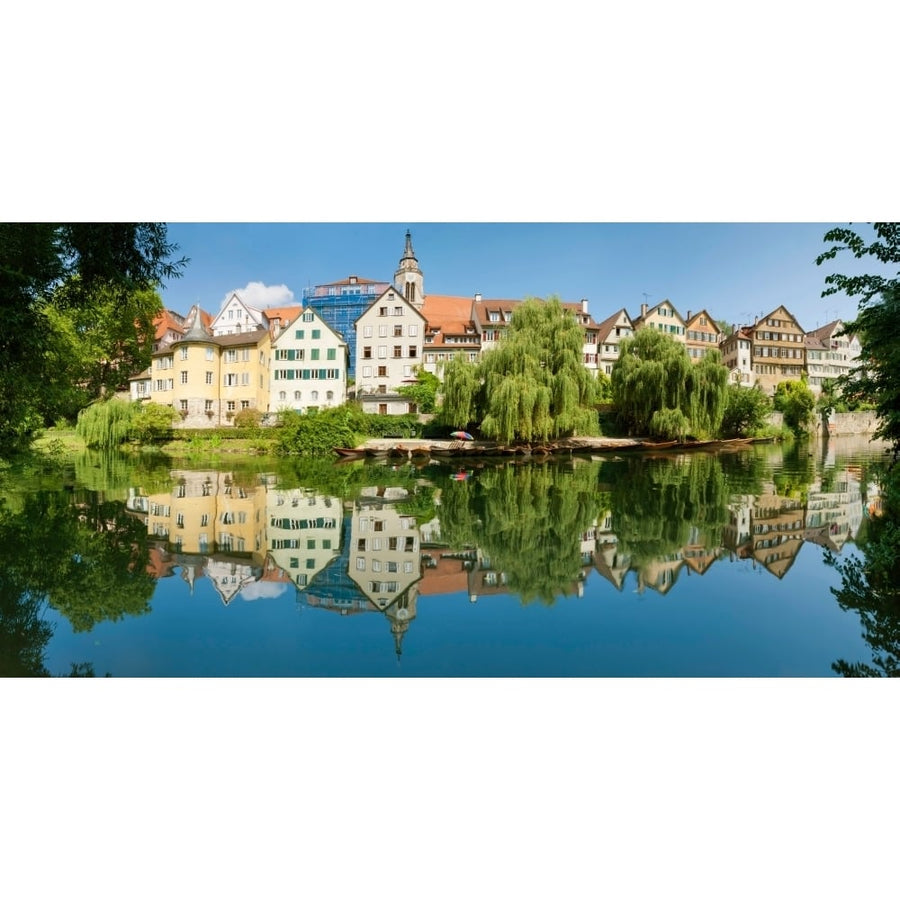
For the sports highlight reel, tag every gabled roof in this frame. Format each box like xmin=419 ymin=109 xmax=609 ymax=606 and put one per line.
xmin=421 ymin=295 xmax=477 ymax=337
xmin=271 ymin=306 xmax=347 ymax=348
xmin=632 ymin=298 xmax=686 ymax=328
xmin=806 ymin=319 xmax=850 ymax=343
xmin=210 ymin=291 xmax=266 ymax=330
xmin=684 ymin=309 xmax=722 ymax=333
xmin=129 ymin=367 xmax=151 ymax=381
xmin=263 ymin=305 xmax=303 ymax=329
xmin=352 ymin=286 xmax=427 ymax=327
xmin=154 ymin=309 xmax=186 ymax=341
xmin=758 ymin=305 xmax=805 ymax=333
xmin=595 ymin=308 xmax=633 ymax=343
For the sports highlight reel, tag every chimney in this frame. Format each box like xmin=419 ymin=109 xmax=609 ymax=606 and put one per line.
xmin=641 ymin=303 xmax=648 ymax=318
xmin=581 ymin=298 xmax=588 ymax=314
xmin=474 ymin=292 xmax=482 ymax=303
xmin=687 ymin=310 xmax=693 ymax=321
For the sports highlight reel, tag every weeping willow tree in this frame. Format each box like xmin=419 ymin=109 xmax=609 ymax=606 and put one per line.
xmin=611 ymin=330 xmax=727 ymax=438
xmin=438 ymin=462 xmax=610 ymax=604
xmin=609 ymin=453 xmax=730 ymax=566
xmin=441 ymin=296 xmax=603 ymax=442
xmin=75 ymin=398 xmax=140 ymax=449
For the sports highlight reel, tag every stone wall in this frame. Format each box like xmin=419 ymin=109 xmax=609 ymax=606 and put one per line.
xmin=818 ymin=411 xmax=879 ymax=436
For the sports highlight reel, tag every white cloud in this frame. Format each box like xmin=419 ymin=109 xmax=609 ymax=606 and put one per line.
xmin=238 ymin=580 xmax=292 ymax=602
xmin=222 ymin=281 xmax=295 ymax=310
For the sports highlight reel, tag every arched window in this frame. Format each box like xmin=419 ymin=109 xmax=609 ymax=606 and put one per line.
xmin=311 ymin=390 xmax=319 ymax=401
xmin=326 ymin=391 xmax=334 ymax=401
xmin=294 ymin=390 xmax=301 ymax=400
xmin=278 ymin=391 xmax=286 ymax=401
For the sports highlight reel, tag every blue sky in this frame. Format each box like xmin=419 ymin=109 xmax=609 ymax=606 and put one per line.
xmin=162 ymin=222 xmax=881 ymax=333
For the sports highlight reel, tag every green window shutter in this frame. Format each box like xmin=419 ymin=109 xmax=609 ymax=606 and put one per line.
xmin=319 ymin=369 xmax=326 ymax=379
xmin=327 ymin=348 xmax=336 ymax=360
xmin=312 ymin=329 xmax=321 ymax=339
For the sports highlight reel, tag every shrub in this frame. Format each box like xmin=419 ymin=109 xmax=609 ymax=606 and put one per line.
xmin=233 ymin=407 xmax=263 ymax=429
xmin=720 ymin=385 xmax=772 ymax=437
xmin=773 ymin=380 xmax=816 ymax=437
xmin=131 ymin=403 xmax=179 ymax=444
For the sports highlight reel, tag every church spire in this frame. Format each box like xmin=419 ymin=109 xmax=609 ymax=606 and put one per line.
xmin=401 ymin=229 xmax=417 ymax=263
xmin=394 ymin=228 xmax=424 ymax=307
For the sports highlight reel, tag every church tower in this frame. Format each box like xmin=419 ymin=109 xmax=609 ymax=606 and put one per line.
xmin=394 ymin=229 xmax=425 ymax=308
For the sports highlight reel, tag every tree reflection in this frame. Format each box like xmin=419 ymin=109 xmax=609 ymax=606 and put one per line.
xmin=0 ymin=489 xmax=155 ymax=676
xmin=827 ymin=467 xmax=900 ymax=676
xmin=609 ymin=454 xmax=730 ymax=567
xmin=439 ymin=463 xmax=608 ymax=604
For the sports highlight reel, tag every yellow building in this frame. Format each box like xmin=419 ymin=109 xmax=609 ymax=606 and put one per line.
xmin=684 ymin=309 xmax=723 ymax=362
xmin=750 ymin=305 xmax=806 ymax=395
xmin=150 ymin=304 xmax=271 ymax=426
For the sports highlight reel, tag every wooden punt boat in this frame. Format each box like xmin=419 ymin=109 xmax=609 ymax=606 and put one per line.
xmin=333 ymin=447 xmax=366 ymax=459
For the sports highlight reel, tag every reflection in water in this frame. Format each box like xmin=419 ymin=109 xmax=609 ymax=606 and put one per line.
xmin=0 ymin=438 xmax=890 ymax=674
xmin=826 ymin=465 xmax=900 ymax=676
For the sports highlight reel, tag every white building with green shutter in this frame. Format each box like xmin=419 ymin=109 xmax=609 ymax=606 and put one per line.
xmin=269 ymin=307 xmax=348 ymax=414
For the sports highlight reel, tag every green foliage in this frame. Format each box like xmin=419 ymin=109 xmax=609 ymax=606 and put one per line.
xmin=397 ymin=369 xmax=440 ymax=414
xmin=131 ymin=403 xmax=178 ymax=444
xmin=274 ymin=408 xmax=360 ymax=457
xmin=817 ymin=223 xmax=900 ymax=452
xmin=610 ymin=453 xmax=730 ymax=567
xmin=773 ymin=380 xmax=816 ymax=436
xmin=611 ymin=330 xmax=727 ymax=438
xmin=75 ymin=399 xmax=141 ymax=449
xmin=43 ymin=277 xmax=163 ymax=404
xmin=441 ymin=296 xmax=602 ymax=443
xmin=0 ymin=223 xmax=186 ymax=456
xmin=827 ymin=465 xmax=900 ymax=676
xmin=720 ymin=384 xmax=772 ymax=437
xmin=233 ymin=407 xmax=263 ymax=429
xmin=649 ymin=408 xmax=690 ymax=441
xmin=438 ymin=462 xmax=607 ymax=604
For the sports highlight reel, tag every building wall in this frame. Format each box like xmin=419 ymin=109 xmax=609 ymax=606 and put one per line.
xmin=751 ymin=307 xmax=806 ymax=395
xmin=270 ymin=312 xmax=347 ymax=414
xmin=355 ymin=289 xmax=425 ymax=411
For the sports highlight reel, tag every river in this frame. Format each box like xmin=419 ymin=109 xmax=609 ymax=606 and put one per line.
xmin=0 ymin=436 xmax=890 ymax=676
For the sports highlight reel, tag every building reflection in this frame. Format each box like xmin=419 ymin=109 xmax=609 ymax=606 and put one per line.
xmin=127 ymin=455 xmax=870 ymax=649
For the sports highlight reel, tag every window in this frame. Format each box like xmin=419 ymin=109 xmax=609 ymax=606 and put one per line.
xmin=294 ymin=390 xmax=301 ymax=400
xmin=393 ymin=346 xmax=402 ymax=358
xmin=180 ymin=370 xmax=188 ymax=384
xmin=326 ymin=391 xmax=334 ymax=401
xmin=205 ymin=371 xmax=213 ymax=384
xmin=302 ymin=311 xmax=314 ymax=322
xmin=180 ymin=400 xmax=188 ymax=412
xmin=378 ymin=346 xmax=387 ymax=358
xmin=311 ymin=349 xmax=320 ymax=361
xmin=408 ymin=324 xmax=418 ymax=337
xmin=180 ymin=346 xmax=189 ymax=360
xmin=241 ymin=400 xmax=250 ymax=409
xmin=206 ymin=347 xmax=214 ymax=360
xmin=224 ymin=373 xmax=237 ymax=386
xmin=379 ymin=306 xmax=387 ymax=317
xmin=227 ymin=401 xmax=236 ymax=412
xmin=310 ymin=391 xmax=318 ymax=401
xmin=362 ymin=365 xmax=372 ymax=378
xmin=378 ymin=403 xmax=387 ymax=415
xmin=205 ymin=400 xmax=213 ymax=412
xmin=295 ymin=329 xmax=305 ymax=340
xmin=312 ymin=329 xmax=321 ymax=340
xmin=279 ymin=391 xmax=287 ymax=401
xmin=363 ymin=346 xmax=372 ymax=359
xmin=363 ymin=325 xmax=373 ymax=338
xmin=379 ymin=324 xmax=388 ymax=338
xmin=394 ymin=325 xmax=403 ymax=337
xmin=241 ymin=372 xmax=249 ymax=385
xmin=326 ymin=347 xmax=336 ymax=360
xmin=408 ymin=346 xmax=417 ymax=358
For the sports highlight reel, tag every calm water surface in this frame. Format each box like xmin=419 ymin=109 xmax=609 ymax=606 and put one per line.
xmin=0 ymin=437 xmax=889 ymax=676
